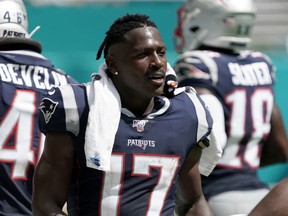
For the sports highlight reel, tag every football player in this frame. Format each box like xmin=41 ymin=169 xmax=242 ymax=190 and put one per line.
xmin=173 ymin=0 xmax=288 ymax=215
xmin=0 ymin=0 xmax=77 ymax=215
xmin=32 ymin=13 xmax=221 ymax=216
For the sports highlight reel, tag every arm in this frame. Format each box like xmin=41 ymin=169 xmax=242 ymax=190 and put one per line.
xmin=32 ymin=132 xmax=75 ymax=216
xmin=175 ymin=146 xmax=213 ymax=216
xmin=260 ymin=103 xmax=288 ymax=166
xmin=249 ymin=178 xmax=288 ymax=216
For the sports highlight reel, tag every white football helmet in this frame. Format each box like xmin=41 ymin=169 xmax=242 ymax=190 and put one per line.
xmin=174 ymin=0 xmax=257 ymax=53
xmin=0 ymin=0 xmax=29 ymax=38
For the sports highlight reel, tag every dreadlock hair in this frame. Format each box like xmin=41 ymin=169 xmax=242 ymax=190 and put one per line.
xmin=96 ymin=13 xmax=158 ymax=60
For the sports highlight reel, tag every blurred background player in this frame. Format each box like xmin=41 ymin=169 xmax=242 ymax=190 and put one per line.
xmin=173 ymin=0 xmax=288 ymax=215
xmin=0 ymin=0 xmax=77 ymax=215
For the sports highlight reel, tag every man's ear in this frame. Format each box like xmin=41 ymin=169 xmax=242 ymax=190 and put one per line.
xmin=105 ymin=55 xmax=118 ymax=73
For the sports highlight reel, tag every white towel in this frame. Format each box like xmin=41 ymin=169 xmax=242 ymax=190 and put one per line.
xmin=84 ymin=63 xmax=121 ymax=171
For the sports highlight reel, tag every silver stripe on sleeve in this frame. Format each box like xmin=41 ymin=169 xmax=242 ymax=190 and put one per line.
xmin=185 ymin=89 xmax=210 ymax=142
xmin=59 ymin=85 xmax=80 ymax=136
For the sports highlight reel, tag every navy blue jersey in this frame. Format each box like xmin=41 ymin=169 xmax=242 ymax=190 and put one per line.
xmin=174 ymin=50 xmax=275 ymax=198
xmin=39 ymin=83 xmax=213 ymax=216
xmin=0 ymin=50 xmax=77 ymax=215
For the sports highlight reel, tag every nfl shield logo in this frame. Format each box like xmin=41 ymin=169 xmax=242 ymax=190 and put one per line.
xmin=132 ymin=120 xmax=148 ymax=132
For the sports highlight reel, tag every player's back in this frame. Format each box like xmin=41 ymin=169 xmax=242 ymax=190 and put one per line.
xmin=0 ymin=50 xmax=76 ymax=215
xmin=175 ymin=49 xmax=274 ymax=198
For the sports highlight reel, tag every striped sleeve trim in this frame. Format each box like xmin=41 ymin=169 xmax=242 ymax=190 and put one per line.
xmin=185 ymin=87 xmax=212 ymax=144
xmin=59 ymin=84 xmax=80 ymax=136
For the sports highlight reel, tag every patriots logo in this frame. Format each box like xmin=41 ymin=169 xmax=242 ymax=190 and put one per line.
xmin=39 ymin=98 xmax=58 ymax=123
xmin=132 ymin=120 xmax=149 ymax=132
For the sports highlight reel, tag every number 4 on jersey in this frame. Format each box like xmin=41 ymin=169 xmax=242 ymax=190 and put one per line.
xmin=0 ymin=89 xmax=44 ymax=180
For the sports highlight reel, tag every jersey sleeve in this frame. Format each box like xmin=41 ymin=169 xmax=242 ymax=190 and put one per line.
xmin=184 ymin=87 xmax=223 ymax=176
xmin=174 ymin=50 xmax=217 ymax=92
xmin=39 ymin=84 xmax=86 ymax=136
